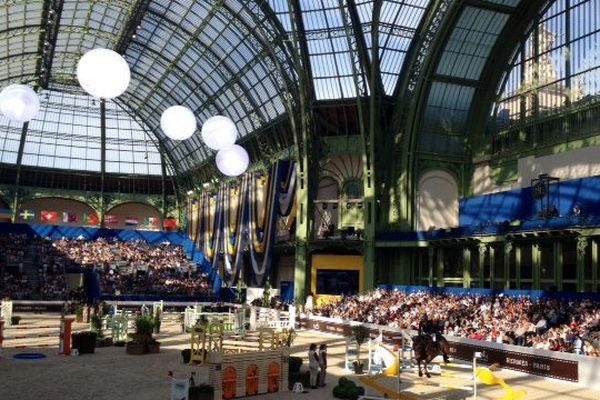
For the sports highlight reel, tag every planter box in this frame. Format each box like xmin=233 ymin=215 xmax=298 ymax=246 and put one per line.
xmin=147 ymin=342 xmax=160 ymax=354
xmin=72 ymin=332 xmax=97 ymax=354
xmin=126 ymin=342 xmax=146 ymax=355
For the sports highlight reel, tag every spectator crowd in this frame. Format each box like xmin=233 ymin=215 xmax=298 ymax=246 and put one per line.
xmin=312 ymin=289 xmax=600 ymax=357
xmin=1 ymin=234 xmax=213 ymax=299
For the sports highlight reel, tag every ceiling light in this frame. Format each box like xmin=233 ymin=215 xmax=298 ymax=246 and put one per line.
xmin=77 ymin=48 xmax=130 ymax=99
xmin=160 ymin=105 xmax=196 ymax=141
xmin=0 ymin=84 xmax=40 ymax=123
xmin=201 ymin=115 xmax=237 ymax=151
xmin=216 ymin=145 xmax=249 ymax=177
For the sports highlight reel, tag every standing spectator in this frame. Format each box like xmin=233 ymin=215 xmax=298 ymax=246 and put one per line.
xmin=318 ymin=344 xmax=327 ymax=387
xmin=305 ymin=292 xmax=314 ymax=314
xmin=308 ymin=343 xmax=320 ymax=389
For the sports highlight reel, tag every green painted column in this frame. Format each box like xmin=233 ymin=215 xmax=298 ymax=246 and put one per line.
xmin=576 ymin=237 xmax=588 ymax=292
xmin=532 ymin=243 xmax=540 ymax=290
xmin=428 ymin=246 xmax=434 ymax=287
xmin=504 ymin=241 xmax=513 ymax=290
xmin=462 ymin=247 xmax=471 ymax=288
xmin=478 ymin=243 xmax=487 ymax=288
xmin=555 ymin=240 xmax=562 ymax=291
xmin=436 ymin=247 xmax=444 ymax=287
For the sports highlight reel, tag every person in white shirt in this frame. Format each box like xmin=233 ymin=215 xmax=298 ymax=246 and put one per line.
xmin=308 ymin=343 xmax=320 ymax=389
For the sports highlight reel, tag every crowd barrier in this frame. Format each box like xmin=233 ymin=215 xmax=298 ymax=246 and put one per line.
xmin=299 ymin=315 xmax=600 ymax=390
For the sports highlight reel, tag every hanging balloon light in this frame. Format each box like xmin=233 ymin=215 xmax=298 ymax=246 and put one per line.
xmin=0 ymin=84 xmax=40 ymax=123
xmin=160 ymin=105 xmax=197 ymax=140
xmin=77 ymin=48 xmax=130 ymax=99
xmin=201 ymin=115 xmax=237 ymax=150
xmin=216 ymin=145 xmax=249 ymax=177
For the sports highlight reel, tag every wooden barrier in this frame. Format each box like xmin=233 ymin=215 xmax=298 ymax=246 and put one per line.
xmin=1 ymin=300 xmax=13 ymax=326
xmin=1 ymin=318 xmax=74 ymax=355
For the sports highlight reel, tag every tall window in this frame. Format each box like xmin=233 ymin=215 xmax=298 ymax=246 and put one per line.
xmin=494 ymin=0 xmax=600 ymax=129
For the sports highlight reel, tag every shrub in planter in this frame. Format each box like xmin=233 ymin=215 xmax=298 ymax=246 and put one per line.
xmin=97 ymin=337 xmax=113 ymax=347
xmin=72 ymin=331 xmax=97 ymax=354
xmin=181 ymin=349 xmax=192 ymax=364
xmin=113 ymin=340 xmax=126 ymax=347
xmin=75 ymin=305 xmax=84 ymax=323
xmin=189 ymin=384 xmax=214 ymax=400
xmin=332 ymin=378 xmax=365 ymax=400
xmin=288 ymin=356 xmax=303 ymax=374
xmin=147 ymin=340 xmax=161 ymax=354
xmin=126 ymin=315 xmax=159 ymax=355
xmin=11 ymin=316 xmax=21 ymax=325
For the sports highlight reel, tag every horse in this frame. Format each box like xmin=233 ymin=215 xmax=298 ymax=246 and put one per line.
xmin=412 ymin=333 xmax=450 ymax=378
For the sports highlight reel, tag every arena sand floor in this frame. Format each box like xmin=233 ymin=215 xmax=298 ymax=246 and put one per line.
xmin=0 ymin=314 xmax=598 ymax=400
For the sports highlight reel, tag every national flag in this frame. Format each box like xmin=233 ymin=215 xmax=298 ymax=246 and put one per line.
xmin=125 ymin=217 xmax=139 ymax=226
xmin=144 ymin=217 xmax=160 ymax=227
xmin=83 ymin=213 xmax=99 ymax=225
xmin=104 ymin=215 xmax=118 ymax=225
xmin=0 ymin=208 xmax=14 ymax=219
xmin=41 ymin=210 xmax=58 ymax=223
xmin=19 ymin=209 xmax=35 ymax=220
xmin=62 ymin=212 xmax=77 ymax=223
xmin=163 ymin=217 xmax=177 ymax=230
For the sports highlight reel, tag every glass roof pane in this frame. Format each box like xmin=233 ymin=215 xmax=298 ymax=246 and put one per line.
xmin=0 ymin=88 xmax=165 ymax=175
xmin=51 ymin=0 xmax=132 ymax=83
xmin=377 ymin=0 xmax=430 ymax=94
xmin=436 ymin=7 xmax=509 ymax=80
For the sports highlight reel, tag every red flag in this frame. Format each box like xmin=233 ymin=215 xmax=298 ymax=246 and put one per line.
xmin=163 ymin=217 xmax=177 ymax=230
xmin=41 ymin=210 xmax=58 ymax=223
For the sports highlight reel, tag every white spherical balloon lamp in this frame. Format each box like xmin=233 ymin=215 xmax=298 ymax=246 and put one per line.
xmin=160 ymin=105 xmax=197 ymax=140
xmin=216 ymin=145 xmax=249 ymax=177
xmin=201 ymin=115 xmax=237 ymax=150
xmin=0 ymin=84 xmax=40 ymax=123
xmin=77 ymin=48 xmax=130 ymax=99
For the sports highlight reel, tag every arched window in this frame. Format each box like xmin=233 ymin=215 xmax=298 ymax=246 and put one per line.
xmin=342 ymin=180 xmax=363 ymax=200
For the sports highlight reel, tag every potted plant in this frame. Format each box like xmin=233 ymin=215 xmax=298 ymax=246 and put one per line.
xmin=351 ymin=359 xmax=364 ymax=375
xmin=11 ymin=316 xmax=21 ymax=325
xmin=351 ymin=324 xmax=369 ymax=372
xmin=126 ymin=315 xmax=160 ymax=354
xmin=75 ymin=305 xmax=84 ymax=323
xmin=181 ymin=348 xmax=192 ymax=364
xmin=72 ymin=331 xmax=98 ymax=354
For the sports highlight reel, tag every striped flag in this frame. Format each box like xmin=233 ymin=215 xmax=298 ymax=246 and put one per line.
xmin=19 ymin=209 xmax=35 ymax=220
xmin=0 ymin=208 xmax=13 ymax=219
xmin=104 ymin=215 xmax=118 ymax=225
xmin=83 ymin=213 xmax=99 ymax=225
xmin=125 ymin=217 xmax=139 ymax=226
xmin=144 ymin=217 xmax=160 ymax=227
xmin=62 ymin=212 xmax=78 ymax=223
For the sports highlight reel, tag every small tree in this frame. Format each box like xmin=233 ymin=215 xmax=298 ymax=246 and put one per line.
xmin=351 ymin=325 xmax=369 ymax=371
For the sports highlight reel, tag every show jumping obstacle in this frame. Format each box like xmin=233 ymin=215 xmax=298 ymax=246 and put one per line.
xmin=1 ymin=300 xmax=13 ymax=326
xmin=0 ymin=317 xmax=75 ymax=355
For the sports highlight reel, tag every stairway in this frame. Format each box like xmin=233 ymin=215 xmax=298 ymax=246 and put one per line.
xmin=22 ymin=242 xmax=40 ymax=291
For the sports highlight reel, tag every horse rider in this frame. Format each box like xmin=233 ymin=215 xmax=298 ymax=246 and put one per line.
xmin=418 ymin=313 xmax=440 ymax=344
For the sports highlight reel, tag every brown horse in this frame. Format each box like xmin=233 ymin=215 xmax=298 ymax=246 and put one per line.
xmin=412 ymin=334 xmax=450 ymax=378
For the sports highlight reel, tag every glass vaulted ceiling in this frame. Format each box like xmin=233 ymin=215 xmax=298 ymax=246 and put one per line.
xmin=0 ymin=0 xmax=432 ymax=176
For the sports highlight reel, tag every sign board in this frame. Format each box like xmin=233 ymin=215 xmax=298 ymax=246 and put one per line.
xmin=299 ymin=317 xmax=579 ymax=383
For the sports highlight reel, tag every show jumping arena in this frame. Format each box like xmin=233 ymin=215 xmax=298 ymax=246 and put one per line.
xmin=1 ymin=312 xmax=600 ymax=400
